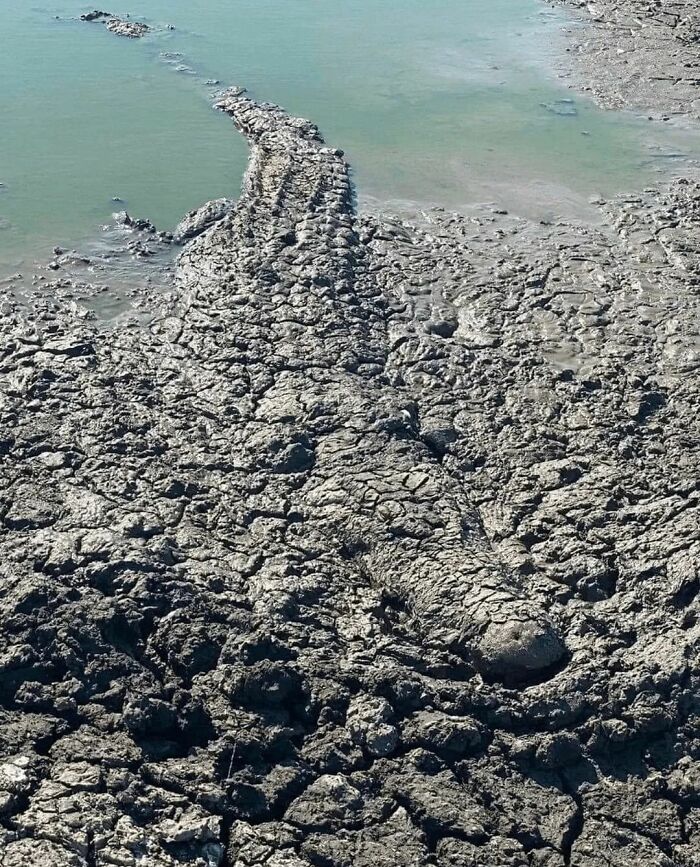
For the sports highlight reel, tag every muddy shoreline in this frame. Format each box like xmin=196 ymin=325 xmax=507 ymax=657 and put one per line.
xmin=1 ymin=3 xmax=699 ymax=866
xmin=554 ymin=0 xmax=700 ymax=120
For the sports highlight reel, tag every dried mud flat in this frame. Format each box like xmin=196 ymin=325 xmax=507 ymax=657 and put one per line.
xmin=1 ymin=3 xmax=700 ymax=866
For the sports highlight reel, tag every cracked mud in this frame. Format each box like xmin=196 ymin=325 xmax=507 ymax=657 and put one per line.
xmin=1 ymin=3 xmax=700 ymax=866
xmin=556 ymin=0 xmax=700 ymax=119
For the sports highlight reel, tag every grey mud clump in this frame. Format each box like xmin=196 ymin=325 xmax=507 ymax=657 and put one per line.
xmin=81 ymin=11 xmax=149 ymax=38
xmin=80 ymin=10 xmax=111 ymax=22
xmin=1 ymin=78 xmax=699 ymax=866
xmin=105 ymin=18 xmax=149 ymax=39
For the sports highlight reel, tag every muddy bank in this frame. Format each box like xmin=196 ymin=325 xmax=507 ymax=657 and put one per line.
xmin=556 ymin=0 xmax=700 ymax=119
xmin=0 ymin=80 xmax=698 ymax=865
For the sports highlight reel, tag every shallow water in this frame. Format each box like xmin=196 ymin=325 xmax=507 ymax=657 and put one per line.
xmin=2 ymin=0 xmax=700 ymax=271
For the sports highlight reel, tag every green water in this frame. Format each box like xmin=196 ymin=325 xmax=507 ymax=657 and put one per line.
xmin=2 ymin=1 xmax=700 ymax=271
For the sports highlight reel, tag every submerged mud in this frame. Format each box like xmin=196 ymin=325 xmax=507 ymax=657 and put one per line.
xmin=1 ymin=4 xmax=700 ymax=866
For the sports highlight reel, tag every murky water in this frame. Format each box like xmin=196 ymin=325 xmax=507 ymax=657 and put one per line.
xmin=2 ymin=0 xmax=700 ymax=272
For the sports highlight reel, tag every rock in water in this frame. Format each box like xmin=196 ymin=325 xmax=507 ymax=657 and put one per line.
xmin=80 ymin=11 xmax=149 ymax=38
xmin=80 ymin=10 xmax=111 ymax=22
xmin=104 ymin=17 xmax=149 ymax=38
